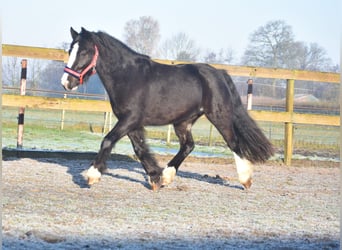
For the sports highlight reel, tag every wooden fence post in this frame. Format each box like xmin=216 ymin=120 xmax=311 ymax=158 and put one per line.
xmin=284 ymin=79 xmax=295 ymax=165
xmin=208 ymin=124 xmax=214 ymax=146
xmin=109 ymin=112 xmax=112 ymax=131
xmin=102 ymin=95 xmax=113 ymax=134
xmin=166 ymin=125 xmax=172 ymax=145
xmin=17 ymin=59 xmax=27 ymax=149
xmin=246 ymin=79 xmax=253 ymax=110
xmin=60 ymin=94 xmax=67 ymax=130
xmin=103 ymin=112 xmax=109 ymax=134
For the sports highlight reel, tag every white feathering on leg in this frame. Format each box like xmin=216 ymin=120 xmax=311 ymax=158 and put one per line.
xmin=233 ymin=153 xmax=253 ymax=188
xmin=86 ymin=166 xmax=102 ymax=185
xmin=161 ymin=166 xmax=176 ymax=186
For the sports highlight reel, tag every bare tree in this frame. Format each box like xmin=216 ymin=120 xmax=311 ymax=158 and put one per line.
xmin=123 ymin=16 xmax=160 ymax=57
xmin=3 ymin=56 xmax=46 ymax=91
xmin=159 ymin=32 xmax=200 ymax=61
xmin=203 ymin=48 xmax=235 ymax=64
xmin=242 ymin=20 xmax=337 ymax=98
xmin=2 ymin=57 xmax=20 ymax=87
xmin=241 ymin=20 xmax=297 ymax=97
xmin=39 ymin=61 xmax=64 ymax=91
xmin=242 ymin=20 xmax=295 ymax=68
xmin=242 ymin=20 xmax=335 ymax=72
xmin=27 ymin=59 xmax=45 ymax=90
xmin=293 ymin=42 xmax=333 ymax=71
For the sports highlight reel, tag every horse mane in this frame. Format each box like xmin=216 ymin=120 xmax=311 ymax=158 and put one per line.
xmin=92 ymin=31 xmax=151 ymax=60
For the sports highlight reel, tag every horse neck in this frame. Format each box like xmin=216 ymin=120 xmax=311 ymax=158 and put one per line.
xmin=93 ymin=41 xmax=139 ymax=97
xmin=94 ymin=33 xmax=145 ymax=68
xmin=94 ymin=36 xmax=150 ymax=90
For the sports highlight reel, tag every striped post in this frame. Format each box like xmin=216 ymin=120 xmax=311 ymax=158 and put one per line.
xmin=17 ymin=59 xmax=27 ymax=149
xmin=246 ymin=79 xmax=253 ymax=110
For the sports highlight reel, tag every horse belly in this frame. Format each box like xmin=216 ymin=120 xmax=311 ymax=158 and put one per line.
xmin=143 ymin=85 xmax=202 ymax=126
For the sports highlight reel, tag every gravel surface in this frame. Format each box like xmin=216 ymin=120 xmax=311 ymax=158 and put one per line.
xmin=2 ymin=155 xmax=340 ymax=249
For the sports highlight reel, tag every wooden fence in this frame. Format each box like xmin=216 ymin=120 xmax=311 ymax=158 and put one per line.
xmin=2 ymin=44 xmax=340 ymax=165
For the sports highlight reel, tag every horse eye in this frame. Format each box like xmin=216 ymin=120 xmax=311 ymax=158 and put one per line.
xmin=80 ymin=50 xmax=88 ymax=56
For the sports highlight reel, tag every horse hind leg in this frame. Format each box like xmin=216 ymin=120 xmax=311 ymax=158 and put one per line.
xmin=161 ymin=118 xmax=198 ymax=187
xmin=205 ymin=113 xmax=254 ymax=189
xmin=218 ymin=124 xmax=254 ymax=189
xmin=233 ymin=153 xmax=253 ymax=189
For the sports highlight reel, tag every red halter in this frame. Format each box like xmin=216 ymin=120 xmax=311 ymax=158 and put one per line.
xmin=64 ymin=45 xmax=99 ymax=84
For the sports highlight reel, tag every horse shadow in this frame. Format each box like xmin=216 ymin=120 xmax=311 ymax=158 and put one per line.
xmin=175 ymin=170 xmax=244 ymax=190
xmin=2 ymin=149 xmax=243 ymax=191
xmin=63 ymin=154 xmax=244 ymax=191
xmin=61 ymin=153 xmax=149 ymax=189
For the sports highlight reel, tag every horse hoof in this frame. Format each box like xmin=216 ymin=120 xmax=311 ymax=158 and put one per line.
xmin=161 ymin=167 xmax=176 ymax=186
xmin=148 ymin=167 xmax=176 ymax=191
xmin=147 ymin=176 xmax=161 ymax=191
xmin=88 ymin=177 xmax=101 ymax=185
xmin=150 ymin=181 xmax=161 ymax=191
xmin=241 ymin=178 xmax=252 ymax=189
xmin=86 ymin=166 xmax=101 ymax=185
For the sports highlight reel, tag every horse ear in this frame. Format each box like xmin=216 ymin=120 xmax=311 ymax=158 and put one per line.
xmin=70 ymin=27 xmax=78 ymax=40
xmin=81 ymin=27 xmax=88 ymax=33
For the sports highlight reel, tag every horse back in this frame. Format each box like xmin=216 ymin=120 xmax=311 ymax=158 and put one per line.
xmin=139 ymin=63 xmax=206 ymax=125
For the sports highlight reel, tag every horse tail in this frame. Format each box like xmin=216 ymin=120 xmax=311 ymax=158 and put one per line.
xmin=221 ymin=71 xmax=275 ymax=163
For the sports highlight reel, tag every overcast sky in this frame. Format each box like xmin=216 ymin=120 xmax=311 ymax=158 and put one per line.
xmin=2 ymin=0 xmax=340 ymax=65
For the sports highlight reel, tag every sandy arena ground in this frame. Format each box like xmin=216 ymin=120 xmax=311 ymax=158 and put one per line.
xmin=2 ymin=155 xmax=340 ymax=249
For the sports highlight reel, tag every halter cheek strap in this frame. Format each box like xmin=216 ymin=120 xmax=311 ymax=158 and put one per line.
xmin=64 ymin=45 xmax=99 ymax=84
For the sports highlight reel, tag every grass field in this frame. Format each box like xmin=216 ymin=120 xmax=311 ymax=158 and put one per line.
xmin=2 ymin=107 xmax=340 ymax=161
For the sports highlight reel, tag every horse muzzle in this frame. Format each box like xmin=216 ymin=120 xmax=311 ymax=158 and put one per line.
xmin=61 ymin=73 xmax=78 ymax=91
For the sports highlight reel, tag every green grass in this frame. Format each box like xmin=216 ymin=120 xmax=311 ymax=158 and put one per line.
xmin=2 ymin=107 xmax=339 ymax=159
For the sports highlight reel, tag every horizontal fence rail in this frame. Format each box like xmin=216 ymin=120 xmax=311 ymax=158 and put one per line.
xmin=2 ymin=94 xmax=339 ymax=126
xmin=2 ymin=44 xmax=341 ymax=165
xmin=3 ymin=44 xmax=339 ymax=83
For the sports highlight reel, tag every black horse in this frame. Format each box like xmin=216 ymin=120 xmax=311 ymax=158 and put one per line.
xmin=61 ymin=27 xmax=274 ymax=190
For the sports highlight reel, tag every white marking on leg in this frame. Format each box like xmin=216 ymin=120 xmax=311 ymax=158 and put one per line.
xmin=86 ymin=165 xmax=101 ymax=185
xmin=233 ymin=153 xmax=253 ymax=189
xmin=161 ymin=166 xmax=176 ymax=186
xmin=61 ymin=42 xmax=79 ymax=88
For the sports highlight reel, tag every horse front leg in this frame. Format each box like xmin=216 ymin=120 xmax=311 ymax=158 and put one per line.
xmin=128 ymin=128 xmax=164 ymax=191
xmin=86 ymin=119 xmax=135 ymax=186
xmin=86 ymin=137 xmax=115 ymax=185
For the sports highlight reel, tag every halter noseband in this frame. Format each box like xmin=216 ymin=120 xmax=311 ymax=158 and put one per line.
xmin=64 ymin=45 xmax=99 ymax=84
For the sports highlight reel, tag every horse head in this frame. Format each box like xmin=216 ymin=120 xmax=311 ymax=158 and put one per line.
xmin=61 ymin=27 xmax=99 ymax=91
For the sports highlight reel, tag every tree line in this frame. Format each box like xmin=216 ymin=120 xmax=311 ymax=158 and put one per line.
xmin=123 ymin=17 xmax=338 ymax=71
xmin=2 ymin=17 xmax=339 ymax=100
